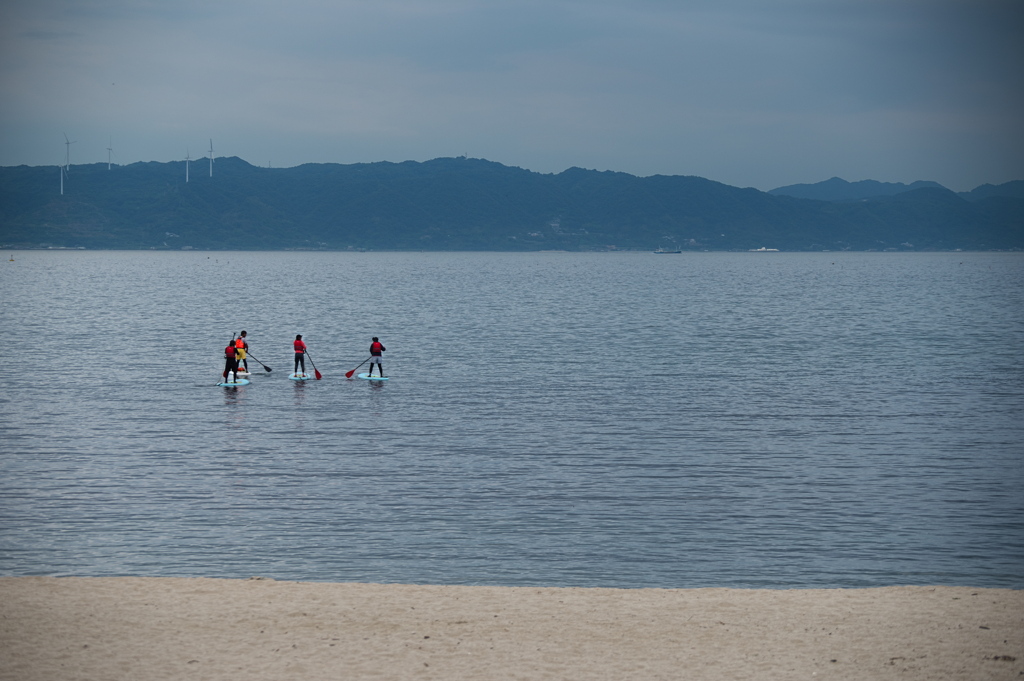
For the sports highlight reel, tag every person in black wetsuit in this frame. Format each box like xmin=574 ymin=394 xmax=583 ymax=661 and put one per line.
xmin=223 ymin=339 xmax=239 ymax=382
xmin=293 ymin=334 xmax=307 ymax=375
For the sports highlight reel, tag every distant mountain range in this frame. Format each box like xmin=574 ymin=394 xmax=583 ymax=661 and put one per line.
xmin=769 ymin=176 xmax=1024 ymax=202
xmin=1 ymin=157 xmax=1021 ymax=251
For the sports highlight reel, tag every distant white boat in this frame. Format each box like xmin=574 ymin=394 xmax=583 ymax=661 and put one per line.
xmin=653 ymin=247 xmax=681 ymax=254
xmin=749 ymin=247 xmax=780 ymax=252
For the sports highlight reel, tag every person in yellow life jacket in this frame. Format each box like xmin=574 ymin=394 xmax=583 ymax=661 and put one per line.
xmin=368 ymin=336 xmax=386 ymax=377
xmin=235 ymin=331 xmax=248 ymax=373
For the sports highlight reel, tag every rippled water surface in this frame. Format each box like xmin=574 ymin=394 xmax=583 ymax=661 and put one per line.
xmin=1 ymin=250 xmax=1022 ymax=588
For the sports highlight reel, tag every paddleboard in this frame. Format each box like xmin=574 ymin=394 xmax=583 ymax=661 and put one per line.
xmin=218 ymin=378 xmax=250 ymax=387
xmin=357 ymin=373 xmax=389 ymax=380
xmin=289 ymin=372 xmax=312 ymax=381
xmin=235 ymin=370 xmax=252 ymax=377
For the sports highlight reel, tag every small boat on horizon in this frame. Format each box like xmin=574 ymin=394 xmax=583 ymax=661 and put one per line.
xmin=653 ymin=247 xmax=681 ymax=254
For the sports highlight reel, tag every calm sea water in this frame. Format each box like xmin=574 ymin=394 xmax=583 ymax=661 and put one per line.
xmin=1 ymin=250 xmax=1022 ymax=589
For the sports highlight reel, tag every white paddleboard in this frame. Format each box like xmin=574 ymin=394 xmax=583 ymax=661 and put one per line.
xmin=289 ymin=372 xmax=312 ymax=381
xmin=357 ymin=373 xmax=389 ymax=380
xmin=218 ymin=378 xmax=250 ymax=387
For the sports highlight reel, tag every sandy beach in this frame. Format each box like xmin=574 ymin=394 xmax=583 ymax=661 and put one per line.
xmin=1 ymin=577 xmax=1020 ymax=680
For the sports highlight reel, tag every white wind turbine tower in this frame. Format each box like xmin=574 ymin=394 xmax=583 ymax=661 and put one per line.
xmin=185 ymin=148 xmax=191 ymax=182
xmin=208 ymin=138 xmax=214 ymax=177
xmin=61 ymin=133 xmax=76 ymax=195
xmin=107 ymin=137 xmax=114 ymax=170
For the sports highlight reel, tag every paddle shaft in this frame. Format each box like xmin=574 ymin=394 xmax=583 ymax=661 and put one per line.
xmin=245 ymin=351 xmax=272 ymax=372
xmin=304 ymin=349 xmax=322 ymax=379
xmin=345 ymin=357 xmax=372 ymax=378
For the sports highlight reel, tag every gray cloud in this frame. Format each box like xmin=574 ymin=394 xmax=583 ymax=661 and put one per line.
xmin=1 ymin=0 xmax=1020 ymax=190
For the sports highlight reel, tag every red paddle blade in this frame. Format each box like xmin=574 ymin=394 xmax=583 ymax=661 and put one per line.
xmin=315 ymin=369 xmax=323 ymax=380
xmin=345 ymin=369 xmax=355 ymax=378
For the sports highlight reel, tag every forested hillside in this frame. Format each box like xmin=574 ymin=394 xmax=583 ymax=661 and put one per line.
xmin=1 ymin=157 xmax=1020 ymax=250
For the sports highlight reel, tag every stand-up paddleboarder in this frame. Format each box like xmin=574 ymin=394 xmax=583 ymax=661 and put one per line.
xmin=235 ymin=331 xmax=249 ymax=373
xmin=367 ymin=337 xmax=386 ymax=377
xmin=293 ymin=335 xmax=308 ymax=375
xmin=223 ymin=338 xmax=239 ymax=382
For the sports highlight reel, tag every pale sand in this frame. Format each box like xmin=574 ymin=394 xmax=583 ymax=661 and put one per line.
xmin=1 ymin=578 xmax=1021 ymax=680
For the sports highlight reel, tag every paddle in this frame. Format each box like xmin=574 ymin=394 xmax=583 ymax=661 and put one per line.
xmin=246 ymin=352 xmax=272 ymax=372
xmin=345 ymin=357 xmax=372 ymax=379
xmin=304 ymin=349 xmax=322 ymax=380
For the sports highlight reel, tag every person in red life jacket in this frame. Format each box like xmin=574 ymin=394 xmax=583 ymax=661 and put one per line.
xmin=223 ymin=338 xmax=239 ymax=382
xmin=293 ymin=334 xmax=308 ymax=375
xmin=235 ymin=331 xmax=249 ymax=373
xmin=367 ymin=336 xmax=386 ymax=377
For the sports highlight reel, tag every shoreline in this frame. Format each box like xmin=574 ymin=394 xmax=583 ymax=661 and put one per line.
xmin=1 ymin=577 xmax=1021 ymax=680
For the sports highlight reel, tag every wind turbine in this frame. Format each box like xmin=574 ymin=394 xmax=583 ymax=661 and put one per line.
xmin=185 ymin=148 xmax=191 ymax=183
xmin=208 ymin=138 xmax=214 ymax=177
xmin=60 ymin=134 xmax=75 ymax=195
xmin=63 ymin=133 xmax=77 ymax=170
xmin=106 ymin=137 xmax=114 ymax=170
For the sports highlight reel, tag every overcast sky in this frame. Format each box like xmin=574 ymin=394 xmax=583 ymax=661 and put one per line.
xmin=1 ymin=0 xmax=1021 ymax=191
